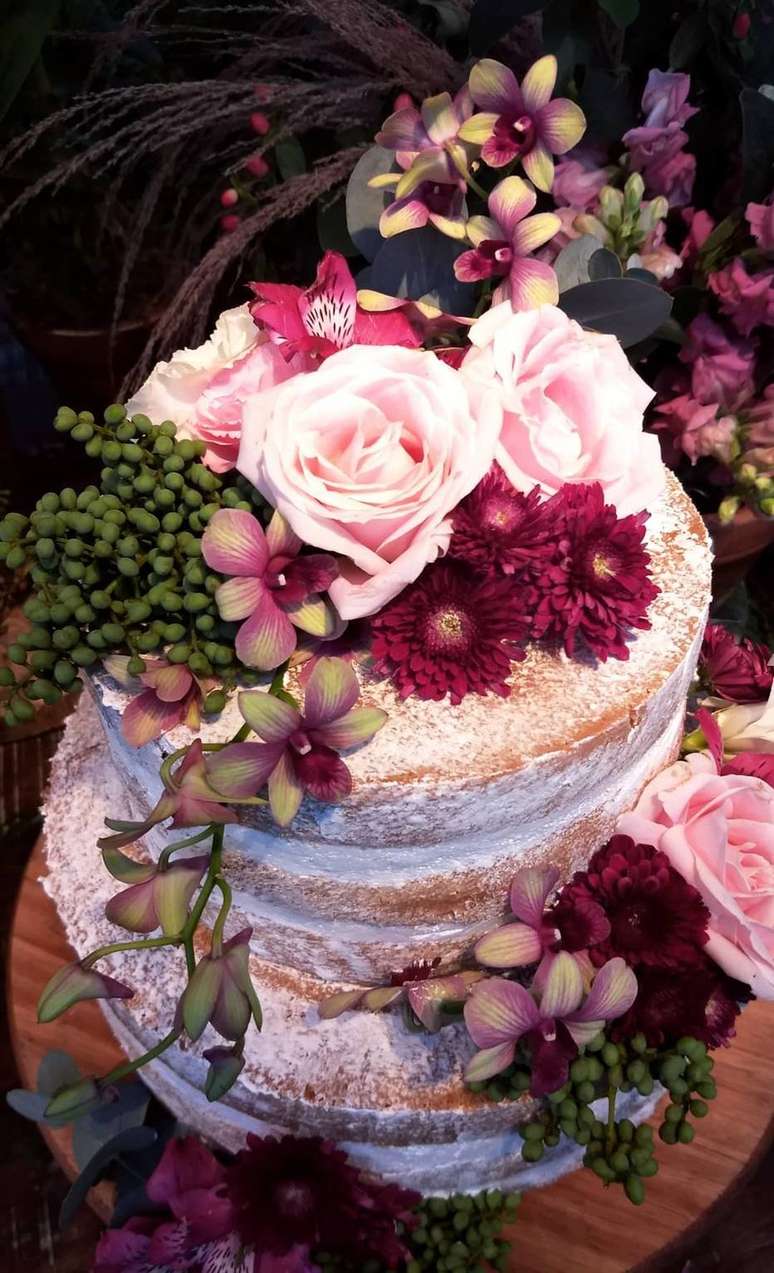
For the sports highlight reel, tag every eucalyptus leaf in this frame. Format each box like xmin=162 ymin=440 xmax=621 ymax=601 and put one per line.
xmin=624 ymin=266 xmax=657 ymax=284
xmin=741 ymin=87 xmax=774 ymax=202
xmin=38 ymin=1050 xmax=82 ymax=1096
xmin=554 ymin=235 xmax=603 ymax=291
xmin=275 ymin=138 xmax=306 ymax=181
xmin=597 ymin=0 xmax=639 ymax=29
xmin=345 ymin=146 xmax=396 ymax=263
xmin=368 ymin=227 xmax=477 ymax=314
xmin=588 ymin=248 xmax=623 ymax=281
xmin=59 ymin=1126 xmax=158 ymax=1231
xmin=468 ymin=0 xmax=548 ymax=54
xmin=558 ymin=277 xmax=673 ymax=347
xmin=6 ymin=1089 xmax=50 ymax=1122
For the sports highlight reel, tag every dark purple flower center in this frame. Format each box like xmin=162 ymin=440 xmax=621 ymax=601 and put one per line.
xmin=612 ymin=899 xmax=657 ymax=951
xmin=417 ymin=180 xmax=458 ymax=215
xmin=495 ymin=112 xmax=536 ymax=157
xmin=423 ymin=603 xmax=475 ymax=655
xmin=274 ymin=1178 xmax=316 ymax=1220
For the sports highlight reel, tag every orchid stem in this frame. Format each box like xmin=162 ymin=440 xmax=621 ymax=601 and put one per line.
xmin=269 ymin=659 xmax=289 ymax=696
xmin=185 ymin=824 xmax=225 ymax=939
xmin=100 ymin=1027 xmax=182 ymax=1085
xmin=82 ymin=934 xmax=178 ymax=968
xmin=210 ymin=877 xmax=233 ymax=957
xmin=466 ymin=172 xmax=489 ymax=202
xmin=158 ymin=825 xmax=215 ymax=869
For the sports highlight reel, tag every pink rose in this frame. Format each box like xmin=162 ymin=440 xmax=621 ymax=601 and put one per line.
xmin=238 ymin=346 xmax=499 ymax=620
xmin=461 ymin=303 xmax=664 ymax=516
xmin=746 ymin=199 xmax=774 ymax=255
xmin=708 ymin=259 xmax=774 ymax=336
xmin=679 ymin=314 xmax=755 ymax=411
xmin=618 ymin=752 xmax=774 ymax=997
xmin=127 ymin=305 xmax=292 ymax=472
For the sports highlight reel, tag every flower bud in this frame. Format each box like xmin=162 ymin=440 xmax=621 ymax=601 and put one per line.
xmin=599 ymin=185 xmax=624 ymax=225
xmin=38 ymin=962 xmax=134 ymax=1023
xmin=220 ymin=214 xmax=240 ymax=234
xmin=574 ymin=213 xmax=610 ymax=245
xmin=220 ymin=188 xmax=238 ymax=208
xmin=244 ymin=153 xmax=269 ymax=179
xmin=393 ymin=92 xmax=414 ymax=111
xmin=623 ymin=172 xmax=644 ymax=212
xmin=105 ymin=855 xmax=208 ymax=935
xmin=760 ymin=497 xmax=774 ymax=516
xmin=181 ymin=928 xmax=262 ymax=1042
xmin=717 ymin=494 xmax=741 ymax=524
xmin=250 ymin=111 xmax=270 ymax=136
xmin=203 ymin=1045 xmax=245 ymax=1101
xmin=44 ymin=1076 xmax=101 ymax=1121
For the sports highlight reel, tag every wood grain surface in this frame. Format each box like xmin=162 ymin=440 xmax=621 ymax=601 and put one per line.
xmin=9 ymin=839 xmax=774 ymax=1271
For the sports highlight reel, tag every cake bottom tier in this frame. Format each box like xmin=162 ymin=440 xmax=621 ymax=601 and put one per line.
xmin=43 ymin=698 xmax=660 ymax=1195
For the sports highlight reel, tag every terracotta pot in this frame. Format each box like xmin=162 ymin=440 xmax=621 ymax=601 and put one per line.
xmin=12 ymin=313 xmax=156 ymax=405
xmin=704 ymin=505 xmax=774 ymax=598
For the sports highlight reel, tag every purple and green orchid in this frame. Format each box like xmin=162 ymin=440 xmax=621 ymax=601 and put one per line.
xmin=101 ymin=845 xmax=210 ymax=936
xmin=460 ymin=55 xmax=586 ymax=191
xmin=38 ymin=961 xmax=134 ymax=1023
xmin=98 ymin=739 xmax=238 ymax=852
xmin=454 ymin=176 xmax=561 ymax=307
xmin=319 ymin=968 xmax=485 ymax=1032
xmin=202 ymin=508 xmax=339 ymax=672
xmin=180 ymin=927 xmax=262 ymax=1043
xmin=474 ymin=864 xmax=610 ymax=969
xmin=207 ymin=656 xmax=387 ymax=826
xmin=372 ymin=88 xmax=474 ymax=238
xmin=105 ymin=655 xmax=208 ymax=749
xmin=464 ymin=952 xmax=638 ymax=1095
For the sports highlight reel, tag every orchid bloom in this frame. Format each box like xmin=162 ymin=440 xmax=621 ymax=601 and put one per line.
xmin=181 ymin=927 xmax=263 ymax=1043
xmin=105 ymin=655 xmax=207 ymax=749
xmin=319 ymin=967 xmax=485 ymax=1032
xmin=464 ymin=952 xmax=638 ymax=1095
xmin=202 ymin=508 xmax=339 ymax=671
xmin=98 ymin=739 xmax=238 ymax=852
xmin=207 ymin=657 xmax=387 ymax=826
xmin=460 ymin=55 xmax=586 ymax=191
xmin=372 ymin=87 xmax=474 ymax=238
xmin=474 ymin=865 xmax=610 ymax=969
xmin=454 ymin=176 xmax=560 ymax=307
xmin=38 ymin=961 xmax=133 ymax=1024
xmin=101 ymin=845 xmax=209 ymax=936
xmin=249 ymin=250 xmax=421 ymax=363
xmin=693 ymin=706 xmax=774 ymax=787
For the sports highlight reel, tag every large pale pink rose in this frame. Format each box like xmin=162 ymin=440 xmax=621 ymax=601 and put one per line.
xmin=238 ymin=346 xmax=499 ymax=620
xmin=127 ymin=305 xmax=291 ymax=472
xmin=618 ymin=753 xmax=774 ymax=997
xmin=461 ymin=303 xmax=664 ymax=515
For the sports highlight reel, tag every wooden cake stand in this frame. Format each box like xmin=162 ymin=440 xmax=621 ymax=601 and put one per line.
xmin=10 ymin=838 xmax=774 ymax=1273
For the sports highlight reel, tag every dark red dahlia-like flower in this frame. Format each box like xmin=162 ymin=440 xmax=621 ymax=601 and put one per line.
xmin=562 ymin=834 xmax=709 ymax=970
xmin=449 ymin=466 xmax=557 ymax=580
xmin=699 ymin=623 xmax=773 ymax=703
xmin=549 ymin=892 xmax=611 ymax=953
xmin=531 ymin=483 xmax=659 ymax=662
xmin=226 ymin=1134 xmax=418 ymax=1268
xmin=370 ymin=561 xmax=529 ymax=705
xmin=611 ymin=960 xmax=748 ymax=1048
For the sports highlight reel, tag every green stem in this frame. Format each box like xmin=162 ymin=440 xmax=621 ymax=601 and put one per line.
xmin=466 ymin=170 xmax=489 ymax=202
xmin=269 ymin=659 xmax=289 ymax=696
xmin=158 ymin=825 xmax=215 ymax=868
xmin=101 ymin=1027 xmax=182 ymax=1085
xmin=210 ymin=877 xmax=233 ymax=957
xmin=82 ymin=934 xmax=178 ymax=968
xmin=185 ymin=824 xmax=225 ymax=937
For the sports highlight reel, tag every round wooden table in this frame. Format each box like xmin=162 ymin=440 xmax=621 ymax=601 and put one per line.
xmin=10 ymin=838 xmax=774 ymax=1272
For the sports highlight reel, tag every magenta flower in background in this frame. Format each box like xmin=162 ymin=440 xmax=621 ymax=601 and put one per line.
xmin=454 ymin=175 xmax=560 ymax=307
xmin=746 ymin=198 xmax=774 ymax=255
xmin=105 ymin=656 xmax=207 ymax=749
xmin=680 ymin=207 xmax=715 ymax=268
xmin=653 ymin=392 xmax=736 ymax=465
xmin=249 ymin=250 xmax=421 ymax=364
xmin=623 ymin=69 xmax=697 ymax=206
xmin=709 ymin=258 xmax=774 ymax=336
xmin=207 ymin=657 xmax=387 ymax=825
xmin=473 ymin=865 xmax=610 ymax=970
xmin=101 ymin=845 xmax=209 ymax=935
xmin=460 ymin=55 xmax=586 ymax=191
xmin=202 ymin=508 xmax=339 ymax=671
xmin=700 ymin=624 xmax=773 ymax=703
xmin=551 ymin=150 xmax=612 ymax=210
xmin=742 ymin=384 xmax=774 ymax=473
xmin=373 ymin=88 xmax=473 ymax=238
xmin=679 ymin=314 xmax=756 ymax=411
xmin=181 ymin=927 xmax=262 ymax=1042
xmin=463 ymin=952 xmax=638 ymax=1093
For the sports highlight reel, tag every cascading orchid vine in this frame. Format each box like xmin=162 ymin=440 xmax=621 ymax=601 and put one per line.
xmin=473 ymin=864 xmax=610 ymax=970
xmin=105 ymin=655 xmax=210 ymax=748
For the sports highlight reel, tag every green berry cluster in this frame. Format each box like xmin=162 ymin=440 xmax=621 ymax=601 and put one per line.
xmin=467 ymin=1030 xmax=717 ymax=1205
xmin=314 ymin=1189 xmax=520 ymax=1272
xmin=0 ymin=404 xmax=265 ymax=727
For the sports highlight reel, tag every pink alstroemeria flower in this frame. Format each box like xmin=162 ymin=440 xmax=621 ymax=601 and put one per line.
xmin=101 ymin=845 xmax=209 ymax=936
xmin=249 ymin=250 xmax=421 ymax=364
xmin=372 ymin=87 xmax=473 ymax=238
xmin=105 ymin=656 xmax=207 ymax=749
xmin=473 ymin=865 xmax=610 ymax=969
xmin=208 ymin=657 xmax=387 ymax=826
xmin=454 ymin=175 xmax=560 ymax=307
xmin=98 ymin=739 xmax=238 ymax=852
xmin=464 ymin=952 xmax=638 ymax=1095
xmin=202 ymin=508 xmax=339 ymax=671
xmin=460 ymin=55 xmax=586 ymax=191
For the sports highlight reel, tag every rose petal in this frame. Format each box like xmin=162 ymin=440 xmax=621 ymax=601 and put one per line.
xmin=238 ymin=691 xmax=301 ymax=741
xmin=303 ymin=656 xmax=360 ymax=727
xmin=474 ymin=922 xmax=543 ymax=968
xmin=235 ymin=591 xmax=297 ymax=670
xmin=202 ymin=508 xmax=269 ymax=577
xmin=463 ymin=977 xmax=540 ymax=1047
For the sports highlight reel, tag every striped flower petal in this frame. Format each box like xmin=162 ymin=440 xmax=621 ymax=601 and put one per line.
xmin=488 ymin=176 xmax=536 ymax=234
xmin=235 ymin=591 xmax=297 ymax=671
xmin=474 ymin=922 xmax=543 ymax=969
xmin=463 ymin=977 xmax=540 ymax=1048
xmin=428 ymin=209 xmax=468 ymax=240
xmin=202 ymin=508 xmax=269 ymax=578
xmin=181 ymin=957 xmax=223 ymax=1042
xmin=538 ymin=97 xmax=587 ymax=156
xmin=267 ymin=751 xmax=304 ymax=826
xmin=318 ymin=988 xmax=366 ymax=1019
xmin=464 ymin=1041 xmax=516 ymax=1083
xmin=376 ymin=105 xmax=426 ymax=151
xmin=521 ymin=141 xmax=555 ymax=193
xmin=508 ymin=256 xmax=560 ymax=309
xmin=207 ymin=741 xmax=285 ymax=797
xmin=571 ymin=957 xmax=638 ymax=1024
xmin=481 ymin=133 xmax=520 ymax=168
xmin=304 ymin=656 xmax=360 ymax=727
xmin=395 ymin=149 xmax=455 ymax=199
xmin=538 ymin=951 xmax=584 ymax=1019
xmin=379 ymin=196 xmax=429 ymax=239
xmin=141 ymin=664 xmax=192 ymax=703
xmin=520 ymin=54 xmax=558 ymax=113
xmin=421 ymin=91 xmax=460 ymax=145
xmin=457 ymin=111 xmax=499 ymax=144
xmin=265 ymin=510 xmax=302 ymax=560
xmin=311 ymin=706 xmax=387 ymax=751
xmin=215 ymin=576 xmax=265 ymax=623
xmin=122 ymin=689 xmax=185 ymax=747
xmin=105 ymin=880 xmax=159 ymax=933
xmin=454 ymin=248 xmax=490 ymax=283
xmin=466 ymin=214 xmax=503 ymax=248
xmin=468 ymin=58 xmax=522 ymax=114
xmin=237 ymin=691 xmax=300 ymax=742
xmin=153 ymin=857 xmax=209 ymax=935
xmin=509 ymin=867 xmax=560 ymax=928
xmin=283 ymin=595 xmax=338 ymax=638
xmin=511 ymin=211 xmax=561 ymax=255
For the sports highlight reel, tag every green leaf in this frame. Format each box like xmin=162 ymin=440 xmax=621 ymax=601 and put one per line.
xmin=554 ymin=235 xmax=603 ymax=292
xmin=558 ymin=277 xmax=673 ymax=348
xmin=597 ymin=0 xmax=639 ymax=29
xmin=275 ymin=138 xmax=306 ymax=181
xmin=59 ymin=1126 xmax=157 ymax=1230
xmin=588 ymin=247 xmax=623 ymax=281
xmin=0 ymin=0 xmax=60 ymax=122
xmin=346 ymin=146 xmax=396 ymax=263
xmin=468 ymin=0 xmax=548 ymax=54
xmin=368 ymin=226 xmax=477 ymax=314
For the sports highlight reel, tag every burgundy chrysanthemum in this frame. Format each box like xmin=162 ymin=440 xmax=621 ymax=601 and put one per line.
xmin=700 ymin=623 xmax=773 ymax=703
xmin=227 ymin=1134 xmax=419 ymax=1267
xmin=611 ymin=960 xmax=748 ymax=1048
xmin=449 ymin=466 xmax=557 ymax=580
xmin=370 ymin=561 xmax=529 ymax=704
xmin=531 ymin=483 xmax=659 ymax=662
xmin=562 ymin=834 xmax=710 ymax=970
xmin=550 ymin=892 xmax=611 ymax=953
